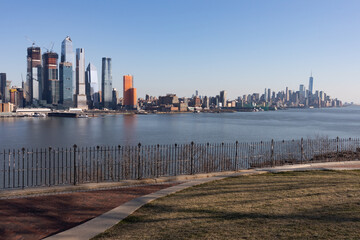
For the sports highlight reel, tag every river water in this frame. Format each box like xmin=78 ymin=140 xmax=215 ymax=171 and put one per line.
xmin=0 ymin=106 xmax=360 ymax=149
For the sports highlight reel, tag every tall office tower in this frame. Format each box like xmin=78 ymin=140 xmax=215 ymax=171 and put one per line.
xmin=0 ymin=73 xmax=6 ymax=102
xmin=220 ymin=90 xmax=227 ymax=107
xmin=75 ymin=48 xmax=88 ymax=109
xmin=264 ymin=88 xmax=267 ymax=102
xmin=299 ymin=84 xmax=304 ymax=92
xmin=289 ymin=90 xmax=293 ymax=102
xmin=267 ymin=88 xmax=271 ymax=102
xmin=202 ymin=96 xmax=209 ymax=109
xmin=26 ymin=47 xmax=42 ymax=104
xmin=299 ymin=84 xmax=306 ymax=100
xmin=243 ymin=95 xmax=247 ymax=103
xmin=101 ymin=58 xmax=113 ymax=109
xmin=112 ymin=88 xmax=118 ymax=107
xmin=285 ymin=87 xmax=289 ymax=102
xmin=43 ymin=52 xmax=59 ymax=105
xmin=85 ymin=63 xmax=99 ymax=108
xmin=123 ymin=75 xmax=132 ymax=106
xmin=128 ymin=88 xmax=137 ymax=108
xmin=59 ymin=62 xmax=73 ymax=107
xmin=5 ymin=81 xmax=11 ymax=103
xmin=309 ymin=73 xmax=314 ymax=95
xmin=61 ymin=36 xmax=76 ymax=96
xmin=123 ymin=75 xmax=137 ymax=109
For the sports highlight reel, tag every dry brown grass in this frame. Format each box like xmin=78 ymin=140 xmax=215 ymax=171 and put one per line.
xmin=93 ymin=171 xmax=360 ymax=240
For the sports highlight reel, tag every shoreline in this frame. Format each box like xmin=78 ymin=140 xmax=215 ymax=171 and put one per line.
xmin=0 ymin=105 xmax=349 ymax=119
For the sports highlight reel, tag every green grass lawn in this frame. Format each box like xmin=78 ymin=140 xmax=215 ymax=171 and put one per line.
xmin=93 ymin=171 xmax=360 ymax=240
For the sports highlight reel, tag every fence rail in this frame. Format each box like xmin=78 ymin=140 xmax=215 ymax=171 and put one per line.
xmin=1 ymin=137 xmax=359 ymax=190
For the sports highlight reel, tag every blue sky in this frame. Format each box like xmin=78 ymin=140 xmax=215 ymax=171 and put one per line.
xmin=1 ymin=0 xmax=360 ymax=102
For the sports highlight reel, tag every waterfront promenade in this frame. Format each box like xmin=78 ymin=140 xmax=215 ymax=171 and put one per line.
xmin=1 ymin=161 xmax=359 ymax=240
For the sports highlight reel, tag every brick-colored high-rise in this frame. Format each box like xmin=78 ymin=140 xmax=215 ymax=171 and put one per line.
xmin=43 ymin=52 xmax=59 ymax=105
xmin=123 ymin=75 xmax=137 ymax=109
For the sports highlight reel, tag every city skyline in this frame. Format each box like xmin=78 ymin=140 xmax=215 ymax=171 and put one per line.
xmin=1 ymin=0 xmax=360 ymax=102
xmin=0 ymin=35 xmax=346 ymax=109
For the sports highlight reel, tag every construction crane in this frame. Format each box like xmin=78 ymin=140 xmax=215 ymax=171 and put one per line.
xmin=25 ymin=36 xmax=55 ymax=53
xmin=43 ymin=42 xmax=55 ymax=53
xmin=25 ymin=36 xmax=37 ymax=47
xmin=50 ymin=42 xmax=54 ymax=52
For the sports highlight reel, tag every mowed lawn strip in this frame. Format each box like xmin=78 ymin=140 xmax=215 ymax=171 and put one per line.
xmin=93 ymin=170 xmax=360 ymax=240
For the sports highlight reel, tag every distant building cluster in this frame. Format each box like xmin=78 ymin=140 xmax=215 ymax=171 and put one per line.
xmin=245 ymin=74 xmax=343 ymax=109
xmin=138 ymin=74 xmax=342 ymax=113
xmin=0 ymin=36 xmax=137 ymax=112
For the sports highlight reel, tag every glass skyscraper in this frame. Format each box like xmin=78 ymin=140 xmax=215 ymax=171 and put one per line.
xmin=0 ymin=73 xmax=6 ymax=103
xmin=59 ymin=62 xmax=73 ymax=107
xmin=61 ymin=36 xmax=76 ymax=96
xmin=220 ymin=90 xmax=227 ymax=107
xmin=85 ymin=63 xmax=99 ymax=108
xmin=309 ymin=73 xmax=314 ymax=95
xmin=75 ymin=48 xmax=88 ymax=109
xmin=101 ymin=57 xmax=113 ymax=109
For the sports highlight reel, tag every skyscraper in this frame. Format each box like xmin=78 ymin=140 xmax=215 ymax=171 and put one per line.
xmin=85 ymin=63 xmax=99 ymax=108
xmin=0 ymin=73 xmax=6 ymax=102
xmin=43 ymin=52 xmax=59 ymax=104
xmin=101 ymin=58 xmax=113 ymax=109
xmin=299 ymin=84 xmax=306 ymax=100
xmin=123 ymin=75 xmax=132 ymax=106
xmin=220 ymin=90 xmax=227 ymax=107
xmin=59 ymin=62 xmax=73 ymax=107
xmin=61 ymin=36 xmax=76 ymax=96
xmin=75 ymin=48 xmax=88 ymax=109
xmin=309 ymin=73 xmax=314 ymax=95
xmin=5 ymin=81 xmax=11 ymax=103
xmin=267 ymin=88 xmax=271 ymax=102
xmin=26 ymin=47 xmax=42 ymax=104
xmin=285 ymin=87 xmax=289 ymax=102
xmin=112 ymin=88 xmax=118 ymax=107
xmin=123 ymin=75 xmax=137 ymax=109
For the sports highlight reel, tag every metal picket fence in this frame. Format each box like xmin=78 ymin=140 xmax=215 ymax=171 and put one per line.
xmin=1 ymin=137 xmax=359 ymax=190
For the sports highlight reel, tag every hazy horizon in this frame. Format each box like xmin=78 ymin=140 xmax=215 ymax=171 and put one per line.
xmin=1 ymin=0 xmax=359 ymax=102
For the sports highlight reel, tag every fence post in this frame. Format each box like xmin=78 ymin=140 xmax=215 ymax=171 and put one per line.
xmin=73 ymin=144 xmax=77 ymax=185
xmin=96 ymin=146 xmax=100 ymax=183
xmin=271 ymin=140 xmax=274 ymax=167
xmin=174 ymin=143 xmax=178 ymax=176
xmin=336 ymin=137 xmax=339 ymax=161
xmin=137 ymin=143 xmax=142 ymax=179
xmin=300 ymin=138 xmax=304 ymax=164
xmin=235 ymin=141 xmax=238 ymax=171
xmin=48 ymin=147 xmax=52 ymax=186
xmin=22 ymin=148 xmax=25 ymax=189
xmin=117 ymin=145 xmax=121 ymax=181
xmin=190 ymin=141 xmax=194 ymax=175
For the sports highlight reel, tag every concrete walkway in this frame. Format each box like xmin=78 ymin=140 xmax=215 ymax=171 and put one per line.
xmin=45 ymin=161 xmax=360 ymax=240
xmin=259 ymin=160 xmax=360 ymax=172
